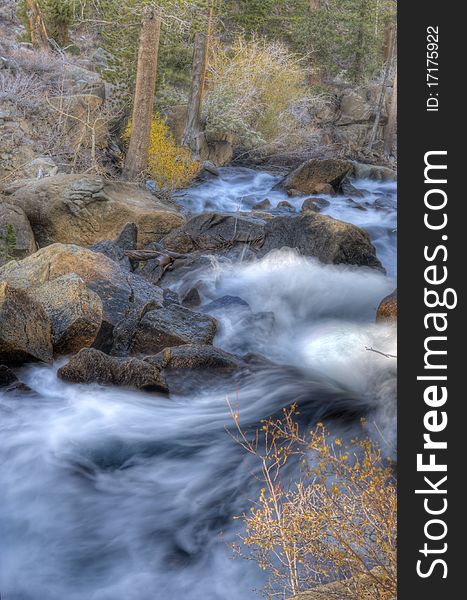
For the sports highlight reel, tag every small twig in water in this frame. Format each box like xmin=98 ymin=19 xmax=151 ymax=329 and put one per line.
xmin=365 ymin=346 xmax=397 ymax=359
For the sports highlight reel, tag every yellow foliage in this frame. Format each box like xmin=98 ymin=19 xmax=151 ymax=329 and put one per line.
xmin=228 ymin=403 xmax=397 ymax=599
xmin=124 ymin=115 xmax=200 ymax=190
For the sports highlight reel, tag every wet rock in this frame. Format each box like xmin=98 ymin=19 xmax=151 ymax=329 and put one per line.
xmin=0 ymin=365 xmax=32 ymax=394
xmin=0 ymin=282 xmax=53 ymax=365
xmin=301 ymin=198 xmax=330 ymax=213
xmin=160 ymin=211 xmax=382 ymax=269
xmin=376 ymin=289 xmax=397 ymax=322
xmin=253 ymin=199 xmax=271 ymax=210
xmin=130 ymin=304 xmax=218 ymax=355
xmin=281 ymin=159 xmax=353 ymax=195
xmin=339 ymin=177 xmax=365 ymax=197
xmin=242 ymin=353 xmax=276 ymax=368
xmin=277 ymin=200 xmax=294 ymax=210
xmin=259 ymin=213 xmax=383 ymax=269
xmin=199 ymin=161 xmax=220 ymax=179
xmin=0 ymin=244 xmax=164 ymax=354
xmin=346 ymin=198 xmax=367 ymax=211
xmin=33 ymin=274 xmax=103 ymax=354
xmin=352 ymin=162 xmax=397 ymax=181
xmin=0 ymin=175 xmax=185 ymax=247
xmin=161 ymin=212 xmax=266 ymax=255
xmin=181 ymin=287 xmax=202 ymax=308
xmin=58 ymin=348 xmax=168 ymax=393
xmin=145 ymin=344 xmax=245 ymax=371
xmin=0 ymin=365 xmax=18 ymax=387
xmin=202 ymin=296 xmax=250 ymax=312
xmin=0 ymin=203 xmax=36 ymax=262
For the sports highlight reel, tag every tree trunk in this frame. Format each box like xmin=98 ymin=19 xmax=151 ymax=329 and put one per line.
xmin=183 ymin=32 xmax=209 ymax=156
xmin=123 ymin=7 xmax=161 ymax=181
xmin=366 ymin=24 xmax=396 ymax=151
xmin=25 ymin=0 xmax=49 ymax=50
xmin=384 ymin=66 xmax=397 ymax=156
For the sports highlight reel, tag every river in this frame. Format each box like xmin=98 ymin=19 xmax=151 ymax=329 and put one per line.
xmin=0 ymin=168 xmax=397 ymax=600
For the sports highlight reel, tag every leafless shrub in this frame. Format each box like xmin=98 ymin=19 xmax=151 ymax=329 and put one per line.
xmin=0 ymin=70 xmax=44 ymax=113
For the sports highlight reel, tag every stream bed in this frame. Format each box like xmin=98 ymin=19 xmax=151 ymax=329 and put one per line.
xmin=0 ymin=168 xmax=397 ymax=600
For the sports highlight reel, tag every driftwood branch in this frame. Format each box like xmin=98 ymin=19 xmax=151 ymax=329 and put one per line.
xmin=365 ymin=346 xmax=397 ymax=359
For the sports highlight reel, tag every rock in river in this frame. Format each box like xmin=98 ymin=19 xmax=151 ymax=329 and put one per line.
xmin=376 ymin=289 xmax=397 ymax=322
xmin=58 ymin=348 xmax=169 ymax=393
xmin=161 ymin=211 xmax=382 ymax=269
xmin=130 ymin=304 xmax=218 ymax=356
xmin=281 ymin=159 xmax=353 ymax=195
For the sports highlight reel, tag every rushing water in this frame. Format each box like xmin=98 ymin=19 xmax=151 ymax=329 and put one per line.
xmin=0 ymin=168 xmax=397 ymax=600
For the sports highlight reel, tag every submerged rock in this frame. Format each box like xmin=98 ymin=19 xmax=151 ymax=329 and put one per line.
xmin=58 ymin=348 xmax=168 ymax=393
xmin=0 ymin=365 xmax=32 ymax=394
xmin=253 ymin=199 xmax=271 ymax=210
xmin=145 ymin=344 xmax=245 ymax=371
xmin=301 ymin=198 xmax=331 ymax=213
xmin=0 ymin=282 xmax=53 ymax=365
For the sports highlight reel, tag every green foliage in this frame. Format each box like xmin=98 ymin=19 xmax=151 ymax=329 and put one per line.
xmin=18 ymin=0 xmax=76 ymax=47
xmin=0 ymin=224 xmax=17 ymax=262
xmin=291 ymin=0 xmax=396 ymax=82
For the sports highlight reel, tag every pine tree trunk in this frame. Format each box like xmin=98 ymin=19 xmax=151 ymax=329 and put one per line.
xmin=183 ymin=32 xmax=208 ymax=156
xmin=25 ymin=0 xmax=49 ymax=50
xmin=384 ymin=66 xmax=397 ymax=156
xmin=123 ymin=7 xmax=161 ymax=181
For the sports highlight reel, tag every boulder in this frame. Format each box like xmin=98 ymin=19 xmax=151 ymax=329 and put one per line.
xmin=339 ymin=178 xmax=365 ymax=197
xmin=0 ymin=244 xmax=164 ymax=354
xmin=33 ymin=274 xmax=103 ymax=354
xmin=90 ymin=222 xmax=138 ymax=271
xmin=277 ymin=200 xmax=294 ymax=210
xmin=161 ymin=212 xmax=266 ymax=255
xmin=281 ymin=159 xmax=353 ymax=195
xmin=352 ymin=162 xmax=397 ymax=181
xmin=301 ymin=198 xmax=330 ymax=213
xmin=181 ymin=287 xmax=202 ymax=308
xmin=0 ymin=175 xmax=185 ymax=247
xmin=260 ymin=213 xmax=381 ymax=268
xmin=161 ymin=211 xmax=382 ymax=269
xmin=145 ymin=344 xmax=244 ymax=371
xmin=0 ymin=203 xmax=36 ymax=262
xmin=0 ymin=282 xmax=53 ymax=365
xmin=58 ymin=349 xmax=168 ymax=393
xmin=130 ymin=304 xmax=218 ymax=356
xmin=253 ymin=199 xmax=272 ymax=210
xmin=376 ymin=289 xmax=397 ymax=322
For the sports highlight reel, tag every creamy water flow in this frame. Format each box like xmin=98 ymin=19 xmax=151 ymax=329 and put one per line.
xmin=0 ymin=168 xmax=397 ymax=600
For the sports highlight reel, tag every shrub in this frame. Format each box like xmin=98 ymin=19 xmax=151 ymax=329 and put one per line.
xmin=204 ymin=36 xmax=314 ymax=152
xmin=229 ymin=405 xmax=397 ymax=599
xmin=124 ymin=115 xmax=200 ymax=190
